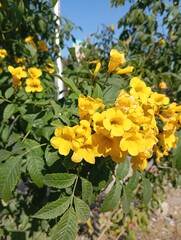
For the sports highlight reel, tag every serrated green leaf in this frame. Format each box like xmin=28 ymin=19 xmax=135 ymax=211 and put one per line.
xmin=116 ymin=159 xmax=130 ymax=180
xmin=3 ymin=104 xmax=17 ymax=122
xmin=0 ymin=156 xmax=22 ymax=202
xmin=60 ymin=76 xmax=81 ymax=95
xmin=34 ymin=197 xmax=70 ymax=219
xmin=92 ymin=83 xmax=103 ymax=99
xmin=126 ymin=171 xmax=140 ymax=191
xmin=52 ymin=207 xmax=78 ymax=240
xmin=0 ymin=150 xmax=11 ymax=162
xmin=45 ymin=145 xmax=60 ymax=166
xmin=44 ymin=173 xmax=77 ymax=188
xmin=122 ymin=186 xmax=133 ymax=215
xmin=24 ymin=139 xmax=43 ymax=156
xmin=101 ymin=181 xmax=122 ymax=212
xmin=81 ymin=177 xmax=93 ymax=204
xmin=142 ymin=176 xmax=152 ymax=205
xmin=74 ymin=197 xmax=90 ymax=223
xmin=26 ymin=154 xmax=44 ymax=187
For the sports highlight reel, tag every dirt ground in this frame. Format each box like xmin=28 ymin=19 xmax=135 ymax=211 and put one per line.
xmin=77 ymin=187 xmax=181 ymax=240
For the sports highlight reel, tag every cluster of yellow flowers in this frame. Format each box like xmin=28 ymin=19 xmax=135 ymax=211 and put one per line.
xmin=51 ymin=49 xmax=181 ymax=171
xmin=8 ymin=66 xmax=43 ymax=92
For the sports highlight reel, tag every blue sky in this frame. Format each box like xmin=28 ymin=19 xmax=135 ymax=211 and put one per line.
xmin=61 ymin=0 xmax=130 ymax=54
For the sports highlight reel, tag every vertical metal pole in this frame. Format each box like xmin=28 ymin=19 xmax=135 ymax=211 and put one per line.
xmin=53 ymin=0 xmax=64 ymax=99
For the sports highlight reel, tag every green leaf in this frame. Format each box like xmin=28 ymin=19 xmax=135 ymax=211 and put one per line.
xmin=5 ymin=87 xmax=14 ymax=99
xmin=44 ymin=173 xmax=77 ymax=188
xmin=26 ymin=154 xmax=44 ymax=188
xmin=3 ymin=104 xmax=17 ymax=122
xmin=50 ymin=100 xmax=62 ymax=116
xmin=0 ymin=156 xmax=22 ymax=202
xmin=45 ymin=145 xmax=60 ymax=166
xmin=52 ymin=207 xmax=78 ymax=240
xmin=142 ymin=176 xmax=152 ymax=205
xmin=61 ymin=76 xmax=81 ymax=95
xmin=81 ymin=177 xmax=93 ymax=204
xmin=101 ymin=181 xmax=122 ymax=212
xmin=0 ymin=150 xmax=11 ymax=162
xmin=116 ymin=159 xmax=130 ymax=180
xmin=126 ymin=171 xmax=140 ymax=191
xmin=50 ymin=0 xmax=58 ymax=7
xmin=74 ymin=197 xmax=90 ymax=223
xmin=172 ymin=130 xmax=181 ymax=170
xmin=34 ymin=197 xmax=70 ymax=219
xmin=92 ymin=83 xmax=103 ymax=99
xmin=24 ymin=139 xmax=43 ymax=156
xmin=122 ymin=186 xmax=133 ymax=215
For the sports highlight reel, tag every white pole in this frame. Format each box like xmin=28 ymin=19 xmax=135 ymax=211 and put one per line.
xmin=53 ymin=0 xmax=64 ymax=99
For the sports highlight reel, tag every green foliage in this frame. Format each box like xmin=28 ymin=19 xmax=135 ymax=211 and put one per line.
xmin=0 ymin=0 xmax=181 ymax=239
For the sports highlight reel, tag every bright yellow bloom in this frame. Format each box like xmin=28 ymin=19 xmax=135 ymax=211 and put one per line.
xmin=50 ymin=126 xmax=75 ymax=156
xmin=71 ymin=135 xmax=98 ymax=164
xmin=25 ymin=78 xmax=43 ymax=93
xmin=120 ymin=131 xmax=145 ymax=156
xmin=37 ymin=40 xmax=48 ymax=52
xmin=130 ymin=77 xmax=151 ymax=103
xmin=158 ymin=39 xmax=166 ymax=45
xmin=115 ymin=66 xmax=134 ymax=75
xmin=8 ymin=66 xmax=27 ymax=79
xmin=149 ymin=92 xmax=169 ymax=106
xmin=108 ymin=49 xmax=126 ymax=73
xmin=92 ymin=111 xmax=109 ymax=136
xmin=103 ymin=107 xmax=132 ymax=137
xmin=25 ymin=36 xmax=37 ymax=48
xmin=116 ymin=90 xmax=136 ymax=113
xmin=0 ymin=49 xmax=8 ymax=58
xmin=28 ymin=67 xmax=42 ymax=79
xmin=15 ymin=57 xmax=26 ymax=64
xmin=78 ymin=95 xmax=105 ymax=121
xmin=159 ymin=81 xmax=167 ymax=89
xmin=89 ymin=60 xmax=101 ymax=76
xmin=44 ymin=63 xmax=55 ymax=73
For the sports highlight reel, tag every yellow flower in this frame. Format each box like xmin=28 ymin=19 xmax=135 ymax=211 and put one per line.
xmin=0 ymin=49 xmax=8 ymax=58
xmin=0 ymin=68 xmax=3 ymax=74
xmin=50 ymin=126 xmax=75 ymax=156
xmin=109 ymin=24 xmax=114 ymax=31
xmin=8 ymin=66 xmax=27 ymax=79
xmin=44 ymin=63 xmax=55 ymax=73
xmin=120 ymin=131 xmax=145 ymax=156
xmin=37 ymin=40 xmax=48 ymax=52
xmin=28 ymin=67 xmax=42 ymax=79
xmin=25 ymin=78 xmax=43 ymax=93
xmin=115 ymin=66 xmax=134 ymax=75
xmin=103 ymin=107 xmax=132 ymax=137
xmin=149 ymin=92 xmax=169 ymax=106
xmin=89 ymin=60 xmax=101 ymax=76
xmin=25 ymin=36 xmax=37 ymax=48
xmin=108 ymin=49 xmax=126 ymax=73
xmin=15 ymin=57 xmax=26 ymax=64
xmin=158 ymin=39 xmax=166 ymax=46
xmin=78 ymin=95 xmax=105 ymax=121
xmin=130 ymin=77 xmax=151 ymax=103
xmin=159 ymin=81 xmax=167 ymax=89
xmin=71 ymin=135 xmax=98 ymax=164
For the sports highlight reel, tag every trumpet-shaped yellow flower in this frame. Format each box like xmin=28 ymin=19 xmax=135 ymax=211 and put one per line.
xmin=89 ymin=60 xmax=101 ymax=76
xmin=120 ymin=131 xmax=145 ymax=156
xmin=8 ymin=66 xmax=27 ymax=79
xmin=108 ymin=49 xmax=126 ymax=73
xmin=25 ymin=78 xmax=43 ymax=93
xmin=0 ymin=49 xmax=8 ymax=58
xmin=115 ymin=66 xmax=134 ymax=75
xmin=28 ymin=67 xmax=42 ymax=79
xmin=37 ymin=40 xmax=48 ymax=52
xmin=103 ymin=107 xmax=132 ymax=137
xmin=25 ymin=36 xmax=37 ymax=48
xmin=50 ymin=126 xmax=75 ymax=156
xmin=149 ymin=92 xmax=169 ymax=106
xmin=78 ymin=95 xmax=105 ymax=121
xmin=159 ymin=81 xmax=167 ymax=89
xmin=130 ymin=77 xmax=151 ymax=103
